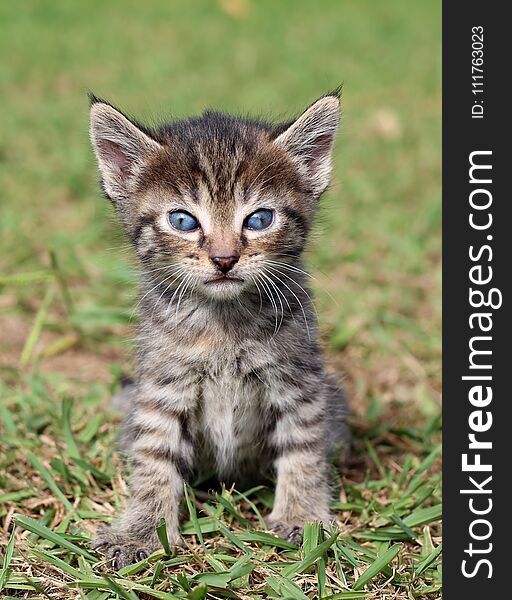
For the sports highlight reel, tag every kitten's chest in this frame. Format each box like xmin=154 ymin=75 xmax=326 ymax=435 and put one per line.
xmin=195 ymin=342 xmax=270 ymax=476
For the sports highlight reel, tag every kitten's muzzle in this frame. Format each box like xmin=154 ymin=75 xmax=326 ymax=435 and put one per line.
xmin=210 ymin=255 xmax=239 ymax=274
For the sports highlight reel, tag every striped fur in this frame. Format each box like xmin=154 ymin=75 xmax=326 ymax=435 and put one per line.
xmin=89 ymin=91 xmax=350 ymax=568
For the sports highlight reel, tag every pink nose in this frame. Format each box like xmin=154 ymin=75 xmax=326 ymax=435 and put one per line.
xmin=211 ymin=255 xmax=239 ymax=274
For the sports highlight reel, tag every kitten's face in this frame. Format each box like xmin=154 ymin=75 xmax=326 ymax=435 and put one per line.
xmin=130 ymin=134 xmax=318 ymax=300
xmin=89 ymin=94 xmax=340 ymax=300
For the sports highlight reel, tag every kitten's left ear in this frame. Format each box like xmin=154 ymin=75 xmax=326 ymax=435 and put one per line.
xmin=274 ymin=92 xmax=340 ymax=195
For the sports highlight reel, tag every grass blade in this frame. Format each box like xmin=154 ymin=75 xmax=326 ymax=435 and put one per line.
xmin=356 ymin=504 xmax=442 ymax=541
xmin=156 ymin=518 xmax=172 ymax=556
xmin=0 ymin=490 xmax=34 ymax=504
xmin=20 ymin=285 xmax=54 ymax=366
xmin=184 ymin=484 xmax=204 ymax=547
xmin=61 ymin=398 xmax=81 ymax=459
xmin=14 ymin=514 xmax=96 ymax=561
xmin=232 ymin=489 xmax=267 ymax=529
xmin=353 ymin=544 xmax=401 ymax=591
xmin=281 ymin=531 xmax=338 ymax=577
xmin=102 ymin=575 xmax=139 ymax=600
xmin=390 ymin=514 xmax=418 ymax=540
xmin=0 ymin=527 xmax=16 ymax=591
xmin=415 ymin=543 xmax=442 ymax=576
xmin=238 ymin=530 xmax=297 ymax=550
xmin=26 ymin=451 xmax=73 ymax=511
xmin=30 ymin=548 xmax=85 ymax=580
xmin=266 ymin=574 xmax=310 ymax=600
xmin=403 ymin=505 xmax=442 ymax=528
xmin=322 ymin=594 xmax=368 ymax=599
xmin=0 ymin=271 xmax=53 ymax=285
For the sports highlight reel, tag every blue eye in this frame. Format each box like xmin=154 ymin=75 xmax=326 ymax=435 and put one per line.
xmin=168 ymin=211 xmax=199 ymax=231
xmin=245 ymin=209 xmax=274 ymax=231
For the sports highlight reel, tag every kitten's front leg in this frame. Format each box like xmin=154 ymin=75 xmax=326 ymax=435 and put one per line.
xmin=93 ymin=390 xmax=195 ymax=569
xmin=266 ymin=394 xmax=331 ymax=544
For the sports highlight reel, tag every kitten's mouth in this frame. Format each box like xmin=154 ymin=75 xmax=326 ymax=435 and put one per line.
xmin=205 ymin=276 xmax=244 ymax=285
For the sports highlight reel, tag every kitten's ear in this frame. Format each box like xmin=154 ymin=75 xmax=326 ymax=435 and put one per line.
xmin=89 ymin=97 xmax=162 ymax=201
xmin=274 ymin=93 xmax=340 ymax=195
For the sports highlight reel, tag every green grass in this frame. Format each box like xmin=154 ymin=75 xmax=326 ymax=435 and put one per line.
xmin=0 ymin=0 xmax=441 ymax=598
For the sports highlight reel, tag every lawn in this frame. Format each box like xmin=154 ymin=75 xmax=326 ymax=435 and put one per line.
xmin=0 ymin=1 xmax=441 ymax=598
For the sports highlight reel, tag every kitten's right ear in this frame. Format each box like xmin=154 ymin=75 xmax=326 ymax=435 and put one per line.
xmin=89 ymin=96 xmax=162 ymax=201
xmin=274 ymin=92 xmax=340 ymax=196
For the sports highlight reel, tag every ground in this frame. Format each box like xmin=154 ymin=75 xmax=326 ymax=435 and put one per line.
xmin=0 ymin=1 xmax=441 ymax=598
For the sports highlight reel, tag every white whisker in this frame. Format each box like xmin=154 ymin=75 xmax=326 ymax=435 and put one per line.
xmin=259 ymin=271 xmax=284 ymax=336
xmin=268 ymin=257 xmax=340 ymax=307
xmin=139 ymin=263 xmax=184 ymax=276
xmin=262 ymin=265 xmax=311 ymax=341
xmin=261 ymin=267 xmax=297 ymax=328
xmin=255 ymin=272 xmax=279 ymax=336
xmin=148 ymin=268 xmax=187 ymax=322
xmin=165 ymin=274 xmax=190 ymax=321
xmin=131 ymin=266 xmax=185 ymax=321
xmin=249 ymin=275 xmax=264 ymax=314
xmin=265 ymin=259 xmax=314 ymax=279
xmin=264 ymin=263 xmax=319 ymax=320
xmin=175 ymin=274 xmax=194 ymax=328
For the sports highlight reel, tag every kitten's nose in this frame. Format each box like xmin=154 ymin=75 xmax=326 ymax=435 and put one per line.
xmin=211 ymin=255 xmax=239 ymax=274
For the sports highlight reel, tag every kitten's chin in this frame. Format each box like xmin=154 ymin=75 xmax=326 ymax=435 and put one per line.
xmin=201 ymin=277 xmax=246 ymax=299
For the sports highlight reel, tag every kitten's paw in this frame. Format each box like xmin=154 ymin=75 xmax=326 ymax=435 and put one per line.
xmin=92 ymin=526 xmax=159 ymax=570
xmin=269 ymin=520 xmax=304 ymax=545
xmin=267 ymin=511 xmax=331 ymax=546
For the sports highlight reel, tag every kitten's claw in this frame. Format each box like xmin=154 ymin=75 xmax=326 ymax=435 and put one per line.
xmin=135 ymin=549 xmax=148 ymax=561
xmin=269 ymin=521 xmax=304 ymax=545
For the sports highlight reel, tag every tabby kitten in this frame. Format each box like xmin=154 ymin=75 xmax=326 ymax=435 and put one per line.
xmin=89 ymin=91 xmax=349 ymax=568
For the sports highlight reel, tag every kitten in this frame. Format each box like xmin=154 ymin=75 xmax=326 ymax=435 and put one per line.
xmin=89 ymin=91 xmax=350 ymax=568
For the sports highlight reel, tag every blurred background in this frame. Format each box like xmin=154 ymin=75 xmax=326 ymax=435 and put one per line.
xmin=0 ymin=0 xmax=441 ymax=424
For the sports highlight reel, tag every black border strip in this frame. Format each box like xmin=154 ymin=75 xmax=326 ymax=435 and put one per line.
xmin=443 ymin=2 xmax=507 ymax=596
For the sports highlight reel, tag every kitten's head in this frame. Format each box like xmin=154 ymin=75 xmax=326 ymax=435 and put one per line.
xmin=89 ymin=92 xmax=340 ymax=299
